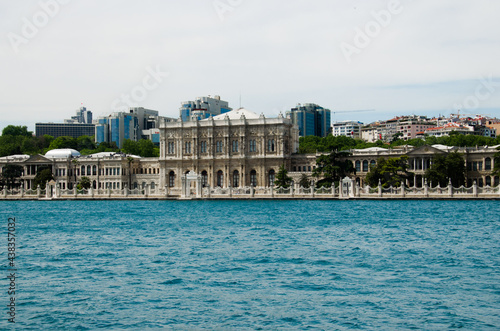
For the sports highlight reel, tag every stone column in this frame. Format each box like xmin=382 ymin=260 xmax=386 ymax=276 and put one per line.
xmin=473 ymin=180 xmax=478 ymax=197
xmin=448 ymin=179 xmax=453 ymax=197
xmin=250 ymin=186 xmax=255 ymax=198
xmin=37 ymin=185 xmax=41 ymax=198
xmin=378 ymin=180 xmax=382 ymax=197
xmin=424 ymin=179 xmax=429 ymax=198
xmin=311 ymin=181 xmax=315 ymax=197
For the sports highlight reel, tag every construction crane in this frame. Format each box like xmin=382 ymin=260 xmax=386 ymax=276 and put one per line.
xmin=331 ymin=109 xmax=375 ymax=123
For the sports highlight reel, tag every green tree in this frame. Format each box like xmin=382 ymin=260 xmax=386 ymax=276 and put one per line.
xmin=299 ymin=174 xmax=310 ymax=188
xmin=137 ymin=139 xmax=158 ymax=157
xmin=2 ymin=125 xmax=32 ymax=137
xmin=77 ymin=176 xmax=91 ymax=190
xmin=48 ymin=136 xmax=78 ymax=151
xmin=34 ymin=167 xmax=54 ymax=189
xmin=77 ymin=135 xmax=96 ymax=151
xmin=313 ymin=150 xmax=355 ymax=187
xmin=366 ymin=155 xmax=413 ymax=188
xmin=0 ymin=164 xmax=24 ymax=189
xmin=425 ymin=152 xmax=465 ymax=187
xmin=122 ymin=139 xmax=140 ymax=155
xmin=274 ymin=164 xmax=292 ymax=188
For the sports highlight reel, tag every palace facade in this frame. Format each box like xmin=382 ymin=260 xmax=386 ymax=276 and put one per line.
xmin=158 ymin=108 xmax=299 ymax=189
xmin=0 ymin=108 xmax=498 ymax=194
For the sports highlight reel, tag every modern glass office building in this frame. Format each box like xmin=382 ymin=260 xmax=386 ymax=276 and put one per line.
xmin=180 ymin=95 xmax=232 ymax=121
xmin=287 ymin=103 xmax=331 ymax=137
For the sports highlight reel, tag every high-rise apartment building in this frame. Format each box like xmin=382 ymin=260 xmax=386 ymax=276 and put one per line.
xmin=287 ymin=103 xmax=331 ymax=137
xmin=179 ymin=95 xmax=232 ymax=121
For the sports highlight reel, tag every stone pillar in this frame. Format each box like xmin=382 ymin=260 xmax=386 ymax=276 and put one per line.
xmin=378 ymin=179 xmax=382 ymax=197
xmin=55 ymin=185 xmax=60 ymax=198
xmin=448 ymin=178 xmax=453 ymax=197
xmin=20 ymin=187 xmax=25 ymax=198
xmin=165 ymin=185 xmax=169 ymax=197
xmin=125 ymin=184 xmax=129 ymax=197
xmin=401 ymin=182 xmax=405 ymax=198
xmin=90 ymin=186 xmax=94 ymax=198
xmin=332 ymin=184 xmax=335 ymax=197
xmin=270 ymin=184 xmax=274 ymax=198
xmin=3 ymin=187 xmax=7 ymax=198
xmin=181 ymin=176 xmax=187 ymax=198
xmin=145 ymin=184 xmax=149 ymax=198
xmin=356 ymin=183 xmax=360 ymax=197
xmin=473 ymin=180 xmax=478 ymax=197
xmin=197 ymin=177 xmax=202 ymax=198
xmin=291 ymin=183 xmax=294 ymax=197
xmin=229 ymin=185 xmax=233 ymax=198
xmin=250 ymin=186 xmax=255 ymax=198
xmin=37 ymin=185 xmax=41 ymax=198
xmin=424 ymin=179 xmax=429 ymax=198
xmin=207 ymin=185 xmax=211 ymax=198
xmin=311 ymin=181 xmax=315 ymax=197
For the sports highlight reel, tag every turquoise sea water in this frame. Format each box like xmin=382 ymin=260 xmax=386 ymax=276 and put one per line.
xmin=0 ymin=200 xmax=499 ymax=330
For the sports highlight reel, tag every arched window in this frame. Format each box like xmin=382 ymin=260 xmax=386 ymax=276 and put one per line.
xmin=151 ymin=182 xmax=155 ymax=190
xmin=485 ymin=158 xmax=492 ymax=170
xmin=216 ymin=141 xmax=223 ymax=153
xmin=485 ymin=176 xmax=491 ymax=186
xmin=250 ymin=170 xmax=257 ymax=187
xmin=249 ymin=140 xmax=256 ymax=152
xmin=370 ymin=160 xmax=376 ymax=169
xmin=268 ymin=139 xmax=275 ymax=152
xmin=269 ymin=169 xmax=275 ymax=186
xmin=217 ymin=170 xmax=224 ymax=187
xmin=233 ymin=170 xmax=239 ymax=188
xmin=201 ymin=171 xmax=208 ymax=187
xmin=87 ymin=165 xmax=91 ymax=175
xmin=92 ymin=180 xmax=96 ymax=189
xmin=92 ymin=165 xmax=97 ymax=176
xmin=232 ymin=140 xmax=239 ymax=152
xmin=362 ymin=160 xmax=369 ymax=172
xmin=355 ymin=161 xmax=361 ymax=172
xmin=81 ymin=166 xmax=85 ymax=176
xmin=169 ymin=171 xmax=175 ymax=187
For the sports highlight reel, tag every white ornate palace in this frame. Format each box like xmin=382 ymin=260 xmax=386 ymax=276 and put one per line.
xmin=0 ymin=108 xmax=499 ymax=199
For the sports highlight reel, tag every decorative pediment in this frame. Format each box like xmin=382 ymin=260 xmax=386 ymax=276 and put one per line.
xmin=26 ymin=154 xmax=52 ymax=163
xmin=406 ymin=145 xmax=449 ymax=156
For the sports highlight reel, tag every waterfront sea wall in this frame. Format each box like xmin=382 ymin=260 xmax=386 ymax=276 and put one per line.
xmin=1 ymin=182 xmax=499 ymax=200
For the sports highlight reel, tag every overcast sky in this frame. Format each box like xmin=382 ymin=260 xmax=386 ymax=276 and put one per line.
xmin=1 ymin=0 xmax=499 ymax=132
